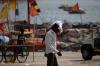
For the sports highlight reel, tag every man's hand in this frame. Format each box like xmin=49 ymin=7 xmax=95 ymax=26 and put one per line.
xmin=44 ymin=53 xmax=47 ymax=57
xmin=57 ymin=52 xmax=62 ymax=56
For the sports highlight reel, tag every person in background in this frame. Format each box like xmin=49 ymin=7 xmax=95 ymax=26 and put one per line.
xmin=45 ymin=21 xmax=63 ymax=66
xmin=0 ymin=23 xmax=10 ymax=44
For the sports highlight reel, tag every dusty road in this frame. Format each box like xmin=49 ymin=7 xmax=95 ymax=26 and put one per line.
xmin=0 ymin=51 xmax=100 ymax=66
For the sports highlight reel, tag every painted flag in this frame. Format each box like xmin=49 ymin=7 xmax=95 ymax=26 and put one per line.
xmin=0 ymin=0 xmax=16 ymax=21
xmin=71 ymin=3 xmax=79 ymax=12
xmin=29 ymin=0 xmax=40 ymax=16
xmin=9 ymin=0 xmax=16 ymax=10
xmin=8 ymin=0 xmax=16 ymax=21
xmin=0 ymin=3 xmax=8 ymax=19
xmin=0 ymin=0 xmax=16 ymax=19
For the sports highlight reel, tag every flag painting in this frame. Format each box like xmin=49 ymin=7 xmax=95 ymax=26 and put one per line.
xmin=0 ymin=0 xmax=16 ymax=19
xmin=9 ymin=0 xmax=16 ymax=10
xmin=0 ymin=3 xmax=7 ymax=19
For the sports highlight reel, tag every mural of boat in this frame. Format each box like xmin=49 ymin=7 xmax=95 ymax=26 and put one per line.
xmin=59 ymin=2 xmax=85 ymax=14
xmin=58 ymin=4 xmax=71 ymax=11
xmin=69 ymin=3 xmax=85 ymax=14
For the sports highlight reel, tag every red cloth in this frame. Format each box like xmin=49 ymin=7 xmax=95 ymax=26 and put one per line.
xmin=0 ymin=22 xmax=5 ymax=27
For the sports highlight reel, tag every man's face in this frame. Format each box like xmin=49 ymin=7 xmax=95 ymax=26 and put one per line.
xmin=56 ymin=29 xmax=63 ymax=36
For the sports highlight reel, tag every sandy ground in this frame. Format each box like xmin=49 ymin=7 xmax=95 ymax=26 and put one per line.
xmin=0 ymin=51 xmax=100 ymax=66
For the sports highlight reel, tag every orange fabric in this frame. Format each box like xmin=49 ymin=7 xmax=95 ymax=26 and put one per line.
xmin=29 ymin=0 xmax=40 ymax=16
xmin=71 ymin=3 xmax=79 ymax=12
xmin=30 ymin=6 xmax=39 ymax=16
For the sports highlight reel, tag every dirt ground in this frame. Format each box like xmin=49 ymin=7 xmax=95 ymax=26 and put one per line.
xmin=0 ymin=51 xmax=100 ymax=66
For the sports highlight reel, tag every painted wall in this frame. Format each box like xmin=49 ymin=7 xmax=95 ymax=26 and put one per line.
xmin=0 ymin=0 xmax=100 ymax=24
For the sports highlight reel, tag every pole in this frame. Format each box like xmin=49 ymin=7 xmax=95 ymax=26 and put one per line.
xmin=15 ymin=0 xmax=17 ymax=22
xmin=6 ymin=0 xmax=11 ymax=31
xmin=80 ymin=14 xmax=82 ymax=24
xmin=27 ymin=0 xmax=34 ymax=62
xmin=27 ymin=0 xmax=30 ymax=24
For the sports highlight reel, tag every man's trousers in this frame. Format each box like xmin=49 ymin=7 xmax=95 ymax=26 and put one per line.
xmin=47 ymin=53 xmax=58 ymax=66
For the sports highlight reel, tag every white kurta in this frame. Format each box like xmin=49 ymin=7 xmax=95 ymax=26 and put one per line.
xmin=45 ymin=29 xmax=59 ymax=54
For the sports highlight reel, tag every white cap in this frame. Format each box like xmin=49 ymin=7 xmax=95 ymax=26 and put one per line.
xmin=50 ymin=20 xmax=63 ymax=32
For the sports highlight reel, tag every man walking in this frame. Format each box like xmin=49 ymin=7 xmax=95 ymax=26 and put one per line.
xmin=45 ymin=21 xmax=63 ymax=66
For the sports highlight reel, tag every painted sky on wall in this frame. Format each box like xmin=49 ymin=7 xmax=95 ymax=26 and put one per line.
xmin=0 ymin=0 xmax=100 ymax=24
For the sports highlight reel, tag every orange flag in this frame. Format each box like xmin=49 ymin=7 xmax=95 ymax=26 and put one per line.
xmin=30 ymin=6 xmax=39 ymax=16
xmin=71 ymin=3 xmax=79 ymax=12
xmin=29 ymin=0 xmax=40 ymax=16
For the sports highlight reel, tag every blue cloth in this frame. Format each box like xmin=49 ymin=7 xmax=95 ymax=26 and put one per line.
xmin=0 ymin=36 xmax=10 ymax=43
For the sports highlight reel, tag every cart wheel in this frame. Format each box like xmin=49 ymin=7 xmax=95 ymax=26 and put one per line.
xmin=5 ymin=48 xmax=15 ymax=63
xmin=81 ymin=45 xmax=93 ymax=60
xmin=17 ymin=46 xmax=29 ymax=63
